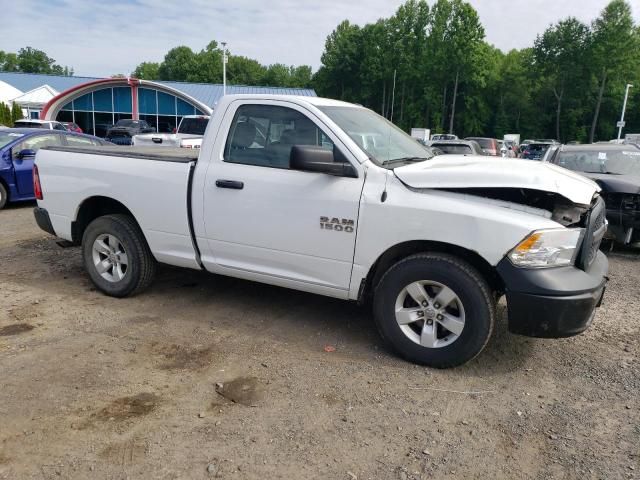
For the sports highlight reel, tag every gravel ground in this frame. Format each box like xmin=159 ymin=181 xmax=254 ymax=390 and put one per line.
xmin=0 ymin=203 xmax=638 ymax=480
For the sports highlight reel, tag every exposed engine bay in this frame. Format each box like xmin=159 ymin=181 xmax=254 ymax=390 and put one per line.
xmin=443 ymin=187 xmax=591 ymax=227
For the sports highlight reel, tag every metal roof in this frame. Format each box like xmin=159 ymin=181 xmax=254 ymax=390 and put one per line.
xmin=0 ymin=72 xmax=316 ymax=108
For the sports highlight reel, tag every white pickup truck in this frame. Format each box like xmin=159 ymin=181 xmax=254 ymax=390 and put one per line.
xmin=33 ymin=94 xmax=608 ymax=368
xmin=132 ymin=115 xmax=210 ymax=149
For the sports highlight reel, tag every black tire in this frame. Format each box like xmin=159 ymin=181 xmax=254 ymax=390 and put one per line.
xmin=82 ymin=214 xmax=156 ymax=297
xmin=373 ymin=253 xmax=495 ymax=368
xmin=0 ymin=182 xmax=8 ymax=210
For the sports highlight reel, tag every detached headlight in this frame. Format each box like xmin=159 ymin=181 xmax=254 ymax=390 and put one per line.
xmin=508 ymin=228 xmax=584 ymax=268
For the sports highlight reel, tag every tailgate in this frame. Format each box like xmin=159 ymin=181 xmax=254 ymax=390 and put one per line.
xmin=133 ymin=134 xmax=178 ymax=147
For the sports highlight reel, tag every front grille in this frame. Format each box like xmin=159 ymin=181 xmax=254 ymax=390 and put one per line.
xmin=577 ymin=196 xmax=606 ymax=270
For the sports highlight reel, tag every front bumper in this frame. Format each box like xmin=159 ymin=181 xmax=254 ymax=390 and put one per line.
xmin=33 ymin=207 xmax=56 ymax=236
xmin=497 ymin=251 xmax=608 ymax=338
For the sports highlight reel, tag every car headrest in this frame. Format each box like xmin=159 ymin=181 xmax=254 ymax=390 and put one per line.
xmin=232 ymin=122 xmax=256 ymax=148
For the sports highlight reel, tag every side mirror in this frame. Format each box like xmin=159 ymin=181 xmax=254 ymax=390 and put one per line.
xmin=290 ymin=145 xmax=358 ymax=178
xmin=17 ymin=149 xmax=36 ymax=159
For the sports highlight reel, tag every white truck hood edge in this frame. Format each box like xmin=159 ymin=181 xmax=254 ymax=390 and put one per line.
xmin=393 ymin=156 xmax=600 ymax=206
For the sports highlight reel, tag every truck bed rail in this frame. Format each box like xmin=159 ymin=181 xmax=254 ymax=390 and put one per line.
xmin=42 ymin=145 xmax=198 ymax=163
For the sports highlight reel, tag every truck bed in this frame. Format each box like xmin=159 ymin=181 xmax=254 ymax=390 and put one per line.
xmin=43 ymin=145 xmax=199 ymax=163
xmin=36 ymin=145 xmax=201 ymax=270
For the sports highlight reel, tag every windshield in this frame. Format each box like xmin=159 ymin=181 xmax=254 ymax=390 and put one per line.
xmin=0 ymin=131 xmax=25 ymax=148
xmin=467 ymin=138 xmax=495 ymax=149
xmin=432 ymin=143 xmax=472 ymax=155
xmin=178 ymin=117 xmax=208 ymax=135
xmin=319 ymin=106 xmax=434 ymax=165
xmin=526 ymin=144 xmax=550 ymax=152
xmin=554 ymin=149 xmax=640 ymax=175
xmin=116 ymin=120 xmax=136 ymax=127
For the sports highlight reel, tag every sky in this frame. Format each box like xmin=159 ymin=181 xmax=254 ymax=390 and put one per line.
xmin=2 ymin=0 xmax=639 ymax=78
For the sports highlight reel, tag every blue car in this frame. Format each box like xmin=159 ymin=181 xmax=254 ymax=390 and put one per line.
xmin=0 ymin=128 xmax=107 ymax=209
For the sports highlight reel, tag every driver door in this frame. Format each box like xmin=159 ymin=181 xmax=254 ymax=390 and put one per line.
xmin=201 ymin=100 xmax=365 ymax=297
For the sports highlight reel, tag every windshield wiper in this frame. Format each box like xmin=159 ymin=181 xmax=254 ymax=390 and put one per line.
xmin=382 ymin=157 xmax=431 ymax=166
xmin=582 ymin=170 xmax=622 ymax=175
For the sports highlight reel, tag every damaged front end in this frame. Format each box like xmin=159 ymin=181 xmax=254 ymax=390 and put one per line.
xmin=441 ymin=187 xmax=590 ymax=227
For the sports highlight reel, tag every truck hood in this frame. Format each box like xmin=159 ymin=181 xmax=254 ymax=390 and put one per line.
xmin=393 ymin=156 xmax=600 ymax=206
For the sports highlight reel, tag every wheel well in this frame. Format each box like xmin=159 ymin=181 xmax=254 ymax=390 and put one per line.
xmin=0 ymin=177 xmax=9 ymax=197
xmin=361 ymin=240 xmax=504 ymax=303
xmin=72 ymin=196 xmax=137 ymax=243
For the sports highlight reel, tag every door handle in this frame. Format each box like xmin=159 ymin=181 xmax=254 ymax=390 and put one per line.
xmin=215 ymin=179 xmax=244 ymax=190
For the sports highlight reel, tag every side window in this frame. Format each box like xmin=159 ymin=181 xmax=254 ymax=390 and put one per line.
xmin=224 ymin=104 xmax=336 ymax=169
xmin=12 ymin=134 xmax=63 ymax=158
xmin=54 ymin=123 xmax=66 ymax=131
xmin=66 ymin=135 xmax=95 ymax=146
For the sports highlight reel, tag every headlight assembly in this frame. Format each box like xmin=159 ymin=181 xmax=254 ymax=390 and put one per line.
xmin=508 ymin=228 xmax=584 ymax=268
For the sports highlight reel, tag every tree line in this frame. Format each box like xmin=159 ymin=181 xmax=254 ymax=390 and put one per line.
xmin=132 ymin=41 xmax=313 ymax=89
xmin=0 ymin=102 xmax=23 ymax=127
xmin=314 ymin=0 xmax=640 ymax=142
xmin=0 ymin=47 xmax=73 ymax=76
xmin=2 ymin=1 xmax=638 ymax=142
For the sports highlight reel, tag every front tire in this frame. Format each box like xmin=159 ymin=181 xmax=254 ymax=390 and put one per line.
xmin=373 ymin=253 xmax=495 ymax=368
xmin=82 ymin=214 xmax=156 ymax=297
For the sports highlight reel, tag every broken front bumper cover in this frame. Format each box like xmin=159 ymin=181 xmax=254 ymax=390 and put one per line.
xmin=497 ymin=251 xmax=608 ymax=338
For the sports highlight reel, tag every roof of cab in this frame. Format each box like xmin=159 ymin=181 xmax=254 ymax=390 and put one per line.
xmin=218 ymin=94 xmax=361 ymax=109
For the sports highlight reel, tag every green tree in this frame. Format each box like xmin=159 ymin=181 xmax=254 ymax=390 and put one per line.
xmin=227 ymin=55 xmax=265 ymax=85
xmin=0 ymin=51 xmax=19 ymax=71
xmin=316 ymin=21 xmax=364 ymax=100
xmin=16 ymin=47 xmax=72 ymax=75
xmin=289 ymin=65 xmax=313 ymax=88
xmin=157 ymin=46 xmax=200 ymax=81
xmin=588 ymin=0 xmax=640 ymax=142
xmin=534 ymin=18 xmax=591 ymax=141
xmin=0 ymin=102 xmax=12 ymax=127
xmin=11 ymin=102 xmax=23 ymax=124
xmin=132 ymin=62 xmax=160 ymax=80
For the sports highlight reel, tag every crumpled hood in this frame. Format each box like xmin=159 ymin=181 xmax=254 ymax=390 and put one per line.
xmin=393 ymin=156 xmax=600 ymax=206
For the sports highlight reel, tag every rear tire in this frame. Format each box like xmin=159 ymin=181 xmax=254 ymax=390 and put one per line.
xmin=0 ymin=183 xmax=8 ymax=210
xmin=373 ymin=253 xmax=495 ymax=368
xmin=82 ymin=214 xmax=156 ymax=297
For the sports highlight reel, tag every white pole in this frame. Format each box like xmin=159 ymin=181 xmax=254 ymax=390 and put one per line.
xmin=617 ymin=83 xmax=633 ymax=141
xmin=390 ymin=69 xmax=397 ymax=122
xmin=222 ymin=42 xmax=227 ymax=96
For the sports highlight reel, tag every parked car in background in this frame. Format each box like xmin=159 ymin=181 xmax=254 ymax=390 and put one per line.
xmin=428 ymin=139 xmax=485 ymax=156
xmin=34 ymin=94 xmax=608 ymax=368
xmin=546 ymin=143 xmax=640 ymax=246
xmin=624 ymin=133 xmax=640 ymax=146
xmin=133 ymin=115 xmax=210 ymax=149
xmin=61 ymin=122 xmax=83 ymax=134
xmin=0 ymin=128 xmax=106 ymax=209
xmin=521 ymin=142 xmax=556 ymax=160
xmin=13 ymin=119 xmax=66 ymax=131
xmin=105 ymin=119 xmax=155 ymax=145
xmin=431 ymin=133 xmax=458 ymax=141
xmin=502 ymin=140 xmax=518 ymax=158
xmin=465 ymin=137 xmax=500 ymax=156
xmin=504 ymin=134 xmax=520 ymax=147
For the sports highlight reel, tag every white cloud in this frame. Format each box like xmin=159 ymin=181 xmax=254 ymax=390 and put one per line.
xmin=2 ymin=0 xmax=638 ymax=77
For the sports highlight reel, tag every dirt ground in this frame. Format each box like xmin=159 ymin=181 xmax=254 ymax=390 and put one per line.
xmin=0 ymin=202 xmax=638 ymax=480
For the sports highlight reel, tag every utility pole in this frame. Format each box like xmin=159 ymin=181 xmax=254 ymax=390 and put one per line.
xmin=617 ymin=83 xmax=633 ymax=141
xmin=221 ymin=42 xmax=228 ymax=96
xmin=390 ymin=69 xmax=397 ymax=123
